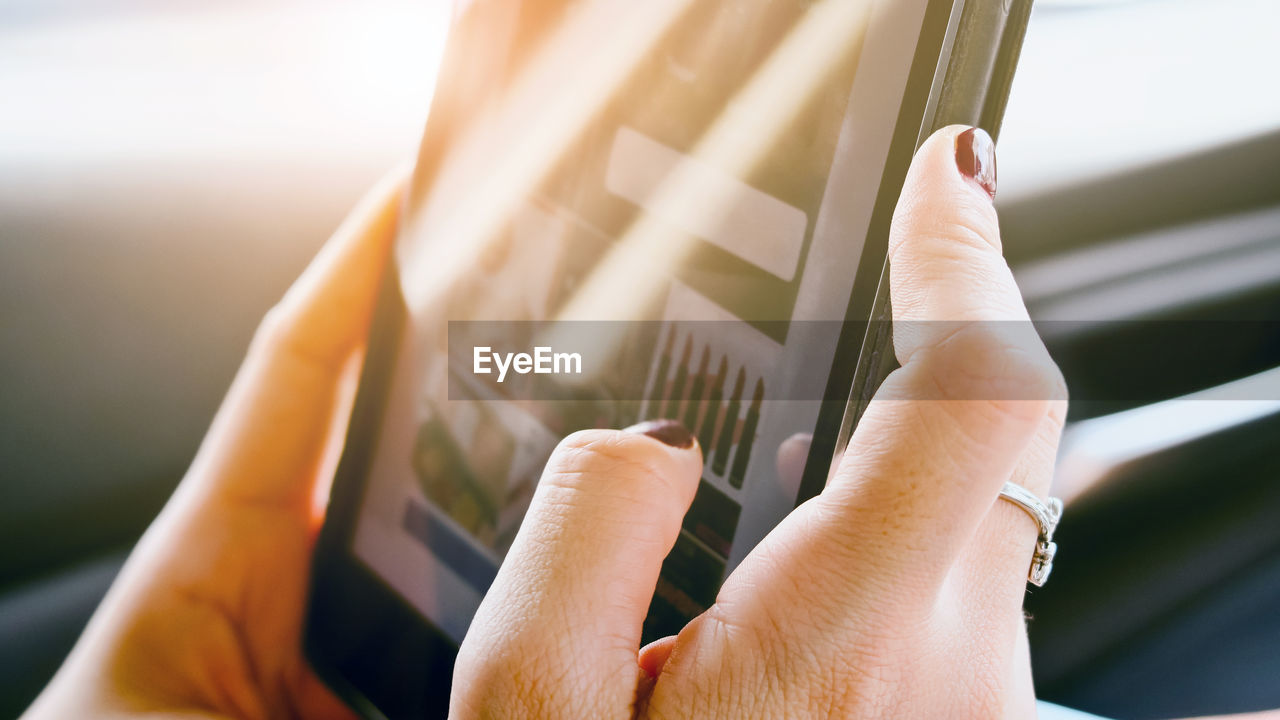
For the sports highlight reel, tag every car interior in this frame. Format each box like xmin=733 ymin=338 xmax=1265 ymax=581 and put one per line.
xmin=2 ymin=0 xmax=1277 ymax=718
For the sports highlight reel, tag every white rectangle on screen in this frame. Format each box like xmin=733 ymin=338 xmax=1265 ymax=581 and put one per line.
xmin=605 ymin=125 xmax=807 ymax=281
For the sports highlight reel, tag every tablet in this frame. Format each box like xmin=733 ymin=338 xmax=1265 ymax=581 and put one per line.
xmin=307 ymin=0 xmax=1034 ymax=716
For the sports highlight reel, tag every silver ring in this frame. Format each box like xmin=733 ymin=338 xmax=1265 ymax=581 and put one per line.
xmin=998 ymin=482 xmax=1063 ymax=587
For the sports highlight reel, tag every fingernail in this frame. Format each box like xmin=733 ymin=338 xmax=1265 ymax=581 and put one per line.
xmin=625 ymin=419 xmax=696 ymax=449
xmin=955 ymin=126 xmax=997 ymax=199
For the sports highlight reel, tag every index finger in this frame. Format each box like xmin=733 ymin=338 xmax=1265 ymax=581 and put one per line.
xmin=825 ymin=125 xmax=1062 ymax=593
xmin=722 ymin=127 xmax=1060 ymax=618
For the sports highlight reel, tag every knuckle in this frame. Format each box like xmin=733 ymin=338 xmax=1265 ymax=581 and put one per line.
xmin=252 ymin=303 xmax=293 ymax=352
xmin=252 ymin=301 xmax=343 ymax=372
xmin=936 ymin=200 xmax=1002 ymax=255
xmin=916 ymin=322 xmax=1059 ymax=423
xmin=1045 ymin=362 xmax=1070 ymax=422
xmin=815 ymin=628 xmax=912 ymax=718
xmin=454 ymin=629 xmax=599 ymax=719
xmin=891 ymin=183 xmax=1003 ymax=263
xmin=547 ymin=429 xmax=690 ymax=502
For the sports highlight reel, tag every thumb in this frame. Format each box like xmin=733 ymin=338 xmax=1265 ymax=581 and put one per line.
xmin=190 ymin=165 xmax=407 ymax=516
xmin=452 ymin=420 xmax=702 ymax=719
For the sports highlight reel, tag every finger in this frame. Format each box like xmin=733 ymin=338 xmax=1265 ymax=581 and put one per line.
xmin=775 ymin=432 xmax=812 ymax=502
xmin=638 ymin=635 xmax=679 ymax=680
xmin=634 ymin=635 xmax=679 ymax=714
xmin=958 ymin=400 xmax=1065 ymax=609
xmin=452 ymin=420 xmax=702 ymax=719
xmin=188 ymin=165 xmax=407 ymax=514
xmin=807 ymin=126 xmax=1060 ymax=597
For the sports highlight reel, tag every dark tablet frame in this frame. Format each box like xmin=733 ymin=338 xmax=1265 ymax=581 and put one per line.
xmin=305 ymin=0 xmax=1034 ymax=716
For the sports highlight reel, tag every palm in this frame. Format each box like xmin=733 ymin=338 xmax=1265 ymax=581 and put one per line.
xmin=100 ymin=505 xmax=354 ymax=719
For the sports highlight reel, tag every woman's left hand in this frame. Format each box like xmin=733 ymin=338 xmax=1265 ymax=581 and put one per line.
xmin=23 ymin=169 xmax=404 ymax=720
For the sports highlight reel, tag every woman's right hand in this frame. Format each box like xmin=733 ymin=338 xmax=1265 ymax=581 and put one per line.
xmin=450 ymin=125 xmax=1068 ymax=719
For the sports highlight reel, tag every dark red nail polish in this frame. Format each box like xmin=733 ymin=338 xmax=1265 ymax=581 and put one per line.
xmin=955 ymin=127 xmax=997 ymax=199
xmin=625 ymin=419 xmax=695 ymax=449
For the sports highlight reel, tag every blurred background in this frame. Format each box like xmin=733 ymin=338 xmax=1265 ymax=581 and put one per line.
xmin=2 ymin=0 xmax=1278 ymax=717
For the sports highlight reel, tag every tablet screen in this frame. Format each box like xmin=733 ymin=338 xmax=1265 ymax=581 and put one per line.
xmin=350 ymin=0 xmax=929 ymax=644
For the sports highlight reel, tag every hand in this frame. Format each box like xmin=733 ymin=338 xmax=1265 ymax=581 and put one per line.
xmin=451 ymin=125 xmax=1067 ymax=719
xmin=23 ymin=168 xmax=405 ymax=719
xmin=21 ymin=130 xmax=1275 ymax=720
